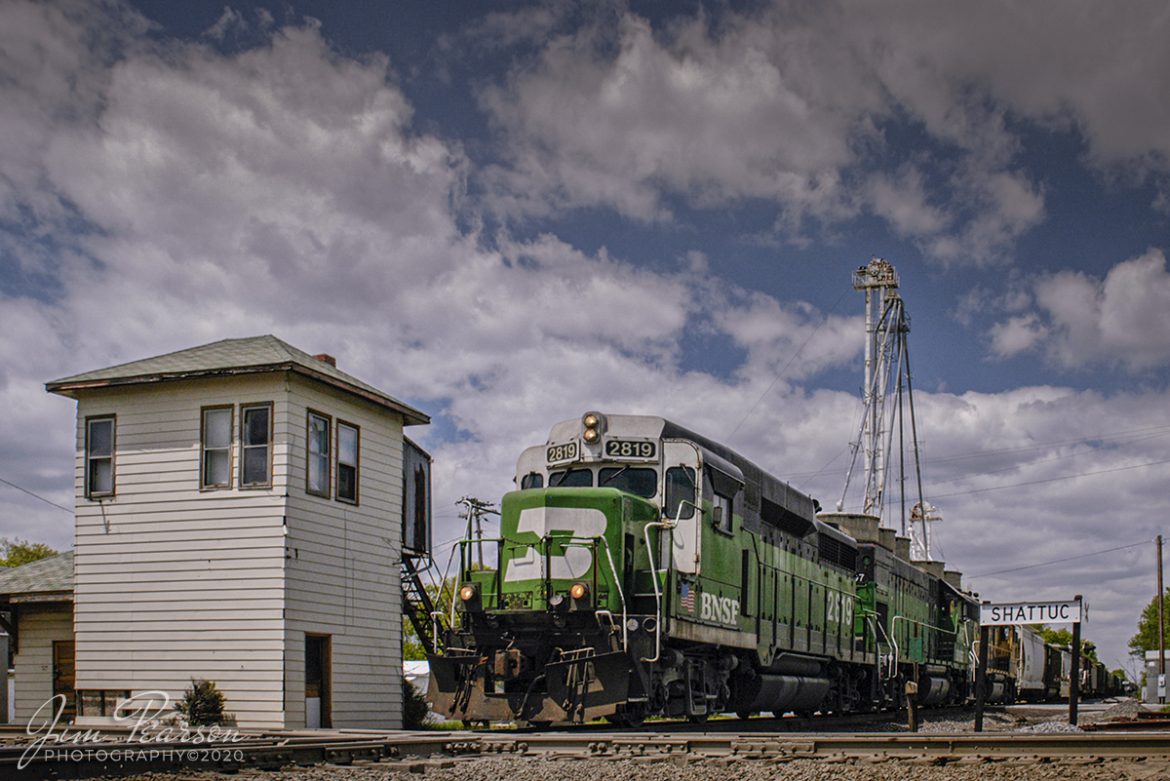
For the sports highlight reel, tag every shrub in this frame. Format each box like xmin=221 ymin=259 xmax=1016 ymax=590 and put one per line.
xmin=403 ymin=676 xmax=430 ymax=729
xmin=176 ymin=679 xmax=226 ymax=726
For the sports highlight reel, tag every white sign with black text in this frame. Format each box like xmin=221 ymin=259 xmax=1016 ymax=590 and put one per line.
xmin=980 ymin=599 xmax=1082 ymax=626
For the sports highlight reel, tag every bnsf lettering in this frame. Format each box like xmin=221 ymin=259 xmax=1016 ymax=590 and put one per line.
xmin=700 ymin=593 xmax=740 ymax=626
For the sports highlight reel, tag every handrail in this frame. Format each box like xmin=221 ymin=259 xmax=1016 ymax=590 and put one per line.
xmin=544 ymin=534 xmax=630 ymax=651
xmin=866 ymin=613 xmax=897 ymax=678
xmin=641 ymin=500 xmax=697 ymax=664
xmin=887 ymin=614 xmax=963 ymax=677
xmin=641 ymin=520 xmax=671 ymax=663
xmin=431 ymin=610 xmax=445 ymax=649
xmin=598 ymin=535 xmax=628 ymax=650
xmin=447 ymin=532 xmax=630 ymax=651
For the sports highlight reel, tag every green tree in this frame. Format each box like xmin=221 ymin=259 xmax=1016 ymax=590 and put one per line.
xmin=175 ymin=679 xmax=226 ymax=726
xmin=403 ymin=676 xmax=430 ymax=728
xmin=1029 ymin=625 xmax=1099 ymax=661
xmin=1034 ymin=626 xmax=1074 ymax=647
xmin=1128 ymin=591 xmax=1170 ymax=657
xmin=0 ymin=538 xmax=58 ymax=568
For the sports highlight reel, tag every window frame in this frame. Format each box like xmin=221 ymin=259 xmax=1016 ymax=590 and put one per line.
xmin=77 ymin=689 xmax=130 ymax=718
xmin=598 ymin=466 xmax=658 ymax=498
xmin=712 ymin=491 xmax=734 ymax=535
xmin=199 ymin=405 xmax=234 ymax=490
xmin=84 ymin=415 xmax=116 ymax=499
xmin=665 ymin=466 xmax=696 ymax=520
xmin=335 ymin=419 xmax=360 ymax=505
xmin=306 ymin=409 xmax=332 ymax=499
xmin=548 ymin=468 xmax=593 ymax=487
xmin=239 ymin=402 xmax=274 ymax=489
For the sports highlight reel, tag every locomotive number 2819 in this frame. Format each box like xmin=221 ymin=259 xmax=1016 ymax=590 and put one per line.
xmin=604 ymin=440 xmax=657 ymax=459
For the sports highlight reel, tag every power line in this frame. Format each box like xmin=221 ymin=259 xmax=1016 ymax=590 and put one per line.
xmin=0 ymin=476 xmax=73 ymax=514
xmin=925 ymin=423 xmax=1170 ymax=467
xmin=970 ymin=539 xmax=1152 ymax=578
xmin=926 ymin=457 xmax=1170 ymax=500
xmin=783 ymin=422 xmax=1170 ymax=483
xmin=841 ymin=456 xmax=1170 ymax=514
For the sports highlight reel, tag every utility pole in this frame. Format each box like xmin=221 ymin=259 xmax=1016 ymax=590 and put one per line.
xmin=1069 ymin=595 xmax=1082 ymax=726
xmin=459 ymin=497 xmax=499 ymax=570
xmin=1159 ymin=534 xmax=1165 ymax=704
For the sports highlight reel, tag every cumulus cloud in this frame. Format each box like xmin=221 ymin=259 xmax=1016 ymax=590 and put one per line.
xmin=988 ymin=314 xmax=1049 ymax=359
xmin=714 ymin=292 xmax=862 ymax=382
xmin=478 ymin=10 xmax=868 ymax=225
xmin=986 ymin=249 xmax=1170 ymax=370
xmin=477 ymin=1 xmax=1170 ymax=264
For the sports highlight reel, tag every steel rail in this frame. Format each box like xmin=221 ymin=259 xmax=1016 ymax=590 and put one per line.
xmin=451 ymin=730 xmax=1170 ymax=758
xmin=3 ymin=728 xmax=1168 ymax=778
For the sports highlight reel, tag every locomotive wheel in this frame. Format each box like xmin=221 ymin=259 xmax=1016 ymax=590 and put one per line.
xmin=687 ymin=713 xmax=708 ymax=724
xmin=605 ymin=714 xmax=645 ymax=728
xmin=735 ymin=709 xmax=752 ymax=720
xmin=606 ymin=703 xmax=646 ymax=728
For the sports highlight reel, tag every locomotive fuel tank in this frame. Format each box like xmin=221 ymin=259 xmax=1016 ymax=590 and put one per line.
xmin=915 ymin=673 xmax=952 ymax=706
xmin=732 ymin=673 xmax=831 ymax=715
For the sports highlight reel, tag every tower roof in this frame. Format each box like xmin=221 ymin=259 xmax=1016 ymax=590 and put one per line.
xmin=45 ymin=335 xmax=429 ymax=425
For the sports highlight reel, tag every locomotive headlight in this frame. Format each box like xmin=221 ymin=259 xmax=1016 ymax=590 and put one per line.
xmin=459 ymin=584 xmax=478 ymax=602
xmin=570 ymin=582 xmax=589 ymax=600
xmin=581 ymin=411 xmax=606 ymax=445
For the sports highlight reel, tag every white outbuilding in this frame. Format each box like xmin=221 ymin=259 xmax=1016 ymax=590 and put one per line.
xmin=46 ymin=335 xmax=430 ymax=729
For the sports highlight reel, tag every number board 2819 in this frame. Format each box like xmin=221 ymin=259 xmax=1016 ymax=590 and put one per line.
xmin=604 ymin=439 xmax=657 ymax=460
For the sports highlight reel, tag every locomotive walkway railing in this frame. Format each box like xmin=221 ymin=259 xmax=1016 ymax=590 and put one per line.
xmin=444 ymin=532 xmax=629 ymax=651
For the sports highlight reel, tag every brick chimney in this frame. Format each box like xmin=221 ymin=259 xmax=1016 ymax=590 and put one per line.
xmin=313 ymin=353 xmax=337 ymax=368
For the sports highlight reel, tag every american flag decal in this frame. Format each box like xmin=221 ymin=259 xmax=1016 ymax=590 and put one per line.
xmin=680 ymin=581 xmax=695 ymax=612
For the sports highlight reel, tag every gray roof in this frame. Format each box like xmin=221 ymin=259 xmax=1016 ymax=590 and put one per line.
xmin=46 ymin=335 xmax=429 ymax=425
xmin=0 ymin=551 xmax=74 ymax=601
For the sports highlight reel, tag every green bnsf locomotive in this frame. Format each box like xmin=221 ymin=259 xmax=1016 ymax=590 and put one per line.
xmin=429 ymin=412 xmax=980 ymax=724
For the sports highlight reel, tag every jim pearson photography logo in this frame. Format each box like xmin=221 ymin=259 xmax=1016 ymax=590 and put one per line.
xmin=19 ymin=691 xmax=245 ymax=770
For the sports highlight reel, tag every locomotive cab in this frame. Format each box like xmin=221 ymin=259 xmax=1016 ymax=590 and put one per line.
xmin=430 ymin=412 xmax=714 ymax=723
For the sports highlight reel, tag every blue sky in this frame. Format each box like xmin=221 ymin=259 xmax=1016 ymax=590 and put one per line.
xmin=2 ymin=0 xmax=1170 ymax=671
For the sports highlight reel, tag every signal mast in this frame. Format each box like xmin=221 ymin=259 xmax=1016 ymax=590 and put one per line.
xmin=828 ymin=257 xmax=939 ymax=561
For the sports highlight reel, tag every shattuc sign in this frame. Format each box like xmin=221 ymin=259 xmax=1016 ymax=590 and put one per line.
xmin=980 ymin=599 xmax=1083 ymax=626
xmin=974 ymin=594 xmax=1085 ymax=733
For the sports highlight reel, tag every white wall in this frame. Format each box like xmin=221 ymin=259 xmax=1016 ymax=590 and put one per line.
xmin=12 ymin=605 xmax=72 ymax=723
xmin=282 ymin=375 xmax=404 ymax=729
xmin=73 ymin=376 xmax=288 ymax=728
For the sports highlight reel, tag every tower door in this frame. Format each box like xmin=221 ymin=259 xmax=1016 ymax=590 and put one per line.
xmin=53 ymin=640 xmax=76 ymax=720
xmin=305 ymin=635 xmax=331 ymax=728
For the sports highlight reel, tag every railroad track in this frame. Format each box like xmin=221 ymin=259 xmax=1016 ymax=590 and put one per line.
xmin=4 ymin=728 xmax=1170 ymax=779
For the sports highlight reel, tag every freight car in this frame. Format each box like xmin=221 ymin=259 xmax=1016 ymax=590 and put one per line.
xmin=1007 ymin=625 xmax=1125 ymax=703
xmin=428 ymin=412 xmax=993 ymax=724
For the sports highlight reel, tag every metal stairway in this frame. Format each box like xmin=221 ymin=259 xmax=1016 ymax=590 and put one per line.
xmin=401 ymin=555 xmax=437 ymax=655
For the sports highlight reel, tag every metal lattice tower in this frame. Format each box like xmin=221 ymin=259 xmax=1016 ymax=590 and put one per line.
xmin=836 ymin=258 xmax=939 ymax=560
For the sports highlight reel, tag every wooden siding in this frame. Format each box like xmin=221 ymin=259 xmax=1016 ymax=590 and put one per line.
xmin=12 ymin=606 xmax=72 ymax=722
xmin=282 ymin=375 xmax=404 ymax=729
xmin=72 ymin=376 xmax=288 ymax=728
